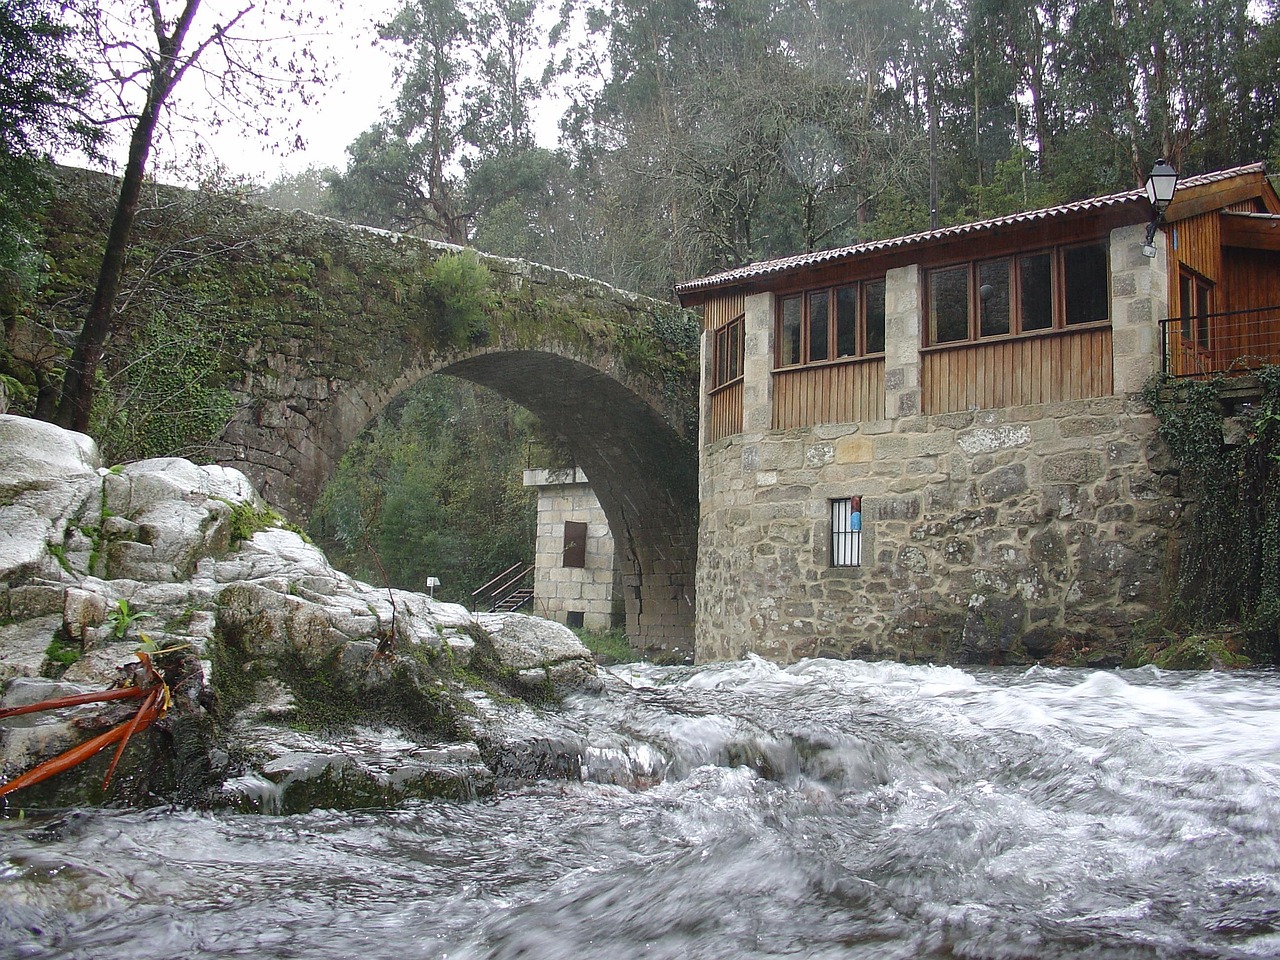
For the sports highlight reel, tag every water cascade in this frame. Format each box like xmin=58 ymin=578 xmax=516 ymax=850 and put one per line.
xmin=3 ymin=657 xmax=1280 ymax=959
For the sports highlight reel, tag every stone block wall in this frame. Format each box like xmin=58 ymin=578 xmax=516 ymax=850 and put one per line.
xmin=696 ymin=398 xmax=1180 ymax=663
xmin=524 ymin=468 xmax=618 ymax=631
xmin=694 ymin=223 xmax=1182 ymax=664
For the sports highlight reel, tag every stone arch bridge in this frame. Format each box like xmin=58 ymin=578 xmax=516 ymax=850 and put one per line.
xmin=36 ymin=172 xmax=701 ymax=659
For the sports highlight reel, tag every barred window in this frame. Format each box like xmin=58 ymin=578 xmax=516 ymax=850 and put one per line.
xmin=831 ymin=496 xmax=863 ymax=567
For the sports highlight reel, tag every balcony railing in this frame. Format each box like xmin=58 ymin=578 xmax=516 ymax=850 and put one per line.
xmin=1159 ymin=306 xmax=1280 ymax=378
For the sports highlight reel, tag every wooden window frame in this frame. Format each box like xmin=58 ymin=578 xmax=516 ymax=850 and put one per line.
xmin=711 ymin=314 xmax=745 ymax=390
xmin=1179 ymin=267 xmax=1214 ymax=353
xmin=924 ymin=241 xmax=1111 ymax=347
xmin=775 ymin=279 xmax=887 ymax=369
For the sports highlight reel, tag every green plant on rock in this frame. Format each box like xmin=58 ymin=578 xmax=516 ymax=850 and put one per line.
xmin=1142 ymin=367 xmax=1280 ymax=661
xmin=573 ymin=627 xmax=638 ymax=664
xmin=105 ymin=599 xmax=153 ymax=641
xmin=219 ymin=498 xmax=307 ymax=545
xmin=43 ymin=635 xmax=82 ymax=676
xmin=421 ymin=250 xmax=493 ymax=348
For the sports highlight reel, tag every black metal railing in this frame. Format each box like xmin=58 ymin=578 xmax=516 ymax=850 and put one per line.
xmin=471 ymin=561 xmax=535 ymax=613
xmin=1159 ymin=305 xmax=1280 ymax=378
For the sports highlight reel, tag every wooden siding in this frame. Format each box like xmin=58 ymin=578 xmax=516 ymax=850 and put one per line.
xmin=921 ymin=327 xmax=1113 ymax=414
xmin=703 ymin=292 xmax=746 ymax=332
xmin=1171 ymin=210 xmax=1223 ymax=288
xmin=707 ymin=381 xmax=744 ymax=442
xmin=772 ymin=359 xmax=885 ymax=429
xmin=1223 ymin=248 xmax=1280 ymax=313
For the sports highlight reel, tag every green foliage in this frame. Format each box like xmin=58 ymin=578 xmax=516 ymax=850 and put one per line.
xmin=0 ymin=0 xmax=100 ymax=309
xmin=43 ymin=635 xmax=82 ymax=672
xmin=1132 ymin=632 xmax=1252 ymax=671
xmin=104 ymin=599 xmax=153 ymax=641
xmin=220 ymin=499 xmax=305 ymax=546
xmin=91 ymin=308 xmax=239 ymax=463
xmin=573 ymin=627 xmax=638 ymax=664
xmin=422 ymin=250 xmax=494 ymax=347
xmin=1142 ymin=368 xmax=1280 ymax=660
xmin=309 ymin=377 xmax=537 ymax=604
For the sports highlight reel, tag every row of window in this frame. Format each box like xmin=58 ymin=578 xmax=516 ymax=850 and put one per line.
xmin=708 ymin=241 xmax=1112 ymax=387
xmin=928 ymin=242 xmax=1109 ymax=344
xmin=778 ymin=279 xmax=887 ymax=367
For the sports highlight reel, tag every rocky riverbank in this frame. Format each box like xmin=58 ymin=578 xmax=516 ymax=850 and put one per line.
xmin=0 ymin=414 xmax=600 ymax=812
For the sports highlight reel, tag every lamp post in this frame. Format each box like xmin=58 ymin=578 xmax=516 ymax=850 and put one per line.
xmin=1141 ymin=158 xmax=1179 ymax=258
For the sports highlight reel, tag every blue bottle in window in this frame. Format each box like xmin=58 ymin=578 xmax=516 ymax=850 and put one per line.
xmin=849 ymin=495 xmax=862 ymax=532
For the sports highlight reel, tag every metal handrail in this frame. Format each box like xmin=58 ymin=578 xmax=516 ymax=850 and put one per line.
xmin=472 ymin=561 xmax=528 ymax=599
xmin=471 ymin=562 xmax=535 ymax=613
xmin=1158 ymin=305 xmax=1280 ymax=378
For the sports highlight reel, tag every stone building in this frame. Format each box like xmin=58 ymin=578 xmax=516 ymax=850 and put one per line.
xmin=523 ymin=468 xmax=619 ymax=631
xmin=676 ymin=163 xmax=1280 ymax=664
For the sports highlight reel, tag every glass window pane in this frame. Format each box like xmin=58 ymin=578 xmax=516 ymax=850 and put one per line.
xmin=929 ymin=266 xmax=970 ymax=343
xmin=1196 ymin=282 xmax=1211 ymax=350
xmin=1064 ymin=243 xmax=1109 ymax=325
xmin=714 ymin=327 xmax=727 ymax=386
xmin=835 ymin=286 xmax=858 ymax=357
xmin=727 ymin=319 xmax=742 ymax=380
xmin=1020 ymin=252 xmax=1052 ymax=331
xmin=865 ymin=280 xmax=886 ymax=354
xmin=808 ymin=290 xmax=830 ymax=362
xmin=978 ymin=259 xmax=1011 ymax=337
xmin=1179 ymin=274 xmax=1194 ymax=340
xmin=779 ymin=296 xmax=802 ymax=365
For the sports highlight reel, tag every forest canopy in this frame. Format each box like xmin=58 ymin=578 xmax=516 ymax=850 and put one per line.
xmin=262 ymin=0 xmax=1280 ymax=300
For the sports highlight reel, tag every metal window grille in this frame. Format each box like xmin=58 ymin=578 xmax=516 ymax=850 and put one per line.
xmin=831 ymin=496 xmax=862 ymax=567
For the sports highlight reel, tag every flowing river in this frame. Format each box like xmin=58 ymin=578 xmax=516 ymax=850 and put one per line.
xmin=3 ymin=657 xmax=1280 ymax=959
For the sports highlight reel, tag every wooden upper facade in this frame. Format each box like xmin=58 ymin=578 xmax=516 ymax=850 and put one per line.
xmin=677 ymin=164 xmax=1280 ymax=443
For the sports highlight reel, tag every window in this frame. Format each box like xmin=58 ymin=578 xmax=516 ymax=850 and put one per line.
xmin=830 ymin=496 xmax=863 ymax=567
xmin=566 ymin=611 xmax=585 ymax=629
xmin=1179 ymin=269 xmax=1214 ymax=352
xmin=925 ymin=241 xmax=1109 ymax=345
xmin=712 ymin=315 xmax=744 ymax=388
xmin=563 ymin=521 xmax=587 ymax=568
xmin=777 ymin=279 xmax=887 ymax=367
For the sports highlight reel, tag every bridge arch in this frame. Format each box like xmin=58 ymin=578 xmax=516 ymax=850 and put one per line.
xmin=201 ymin=221 xmax=700 ymax=659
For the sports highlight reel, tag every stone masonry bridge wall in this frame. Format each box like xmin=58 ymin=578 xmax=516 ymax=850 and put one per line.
xmin=26 ymin=170 xmax=700 ymax=660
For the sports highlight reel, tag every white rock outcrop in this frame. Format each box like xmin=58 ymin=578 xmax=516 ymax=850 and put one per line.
xmin=0 ymin=414 xmax=598 ymax=808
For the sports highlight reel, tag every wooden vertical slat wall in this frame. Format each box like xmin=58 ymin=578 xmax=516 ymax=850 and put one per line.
xmin=1223 ymin=248 xmax=1280 ymax=366
xmin=771 ymin=359 xmax=886 ymax=429
xmin=704 ymin=292 xmax=746 ymax=442
xmin=920 ymin=328 xmax=1113 ymax=413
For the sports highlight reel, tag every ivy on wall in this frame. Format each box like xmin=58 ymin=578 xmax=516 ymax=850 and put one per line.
xmin=1142 ymin=368 xmax=1280 ymax=658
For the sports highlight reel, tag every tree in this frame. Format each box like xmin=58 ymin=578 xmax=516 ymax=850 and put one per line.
xmin=55 ymin=0 xmax=329 ymax=432
xmin=327 ymin=0 xmax=558 ymax=242
xmin=0 ymin=0 xmax=99 ymax=309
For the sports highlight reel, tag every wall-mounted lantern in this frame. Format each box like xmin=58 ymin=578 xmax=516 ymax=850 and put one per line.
xmin=1141 ymin=158 xmax=1180 ymax=258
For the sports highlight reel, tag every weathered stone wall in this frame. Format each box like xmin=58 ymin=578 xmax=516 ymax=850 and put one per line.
xmin=524 ymin=469 xmax=618 ymax=631
xmin=696 ymin=398 xmax=1179 ymax=663
xmin=694 ymin=223 xmax=1181 ymax=664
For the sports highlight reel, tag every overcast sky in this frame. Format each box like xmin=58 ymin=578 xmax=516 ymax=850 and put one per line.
xmin=204 ymin=0 xmax=401 ymax=183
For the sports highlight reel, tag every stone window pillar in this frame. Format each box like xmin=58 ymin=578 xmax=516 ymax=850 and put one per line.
xmin=1110 ymin=222 xmax=1170 ymax=394
xmin=883 ymin=263 xmax=922 ymax=419
xmin=742 ymin=292 xmax=775 ymax=433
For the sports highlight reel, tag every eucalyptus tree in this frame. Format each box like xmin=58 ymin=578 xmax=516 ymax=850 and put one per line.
xmin=54 ymin=0 xmax=332 ymax=433
xmin=328 ymin=0 xmax=558 ymax=243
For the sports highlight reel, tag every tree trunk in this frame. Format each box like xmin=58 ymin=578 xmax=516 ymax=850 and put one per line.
xmin=54 ymin=0 xmax=205 ymax=432
xmin=55 ymin=99 xmax=161 ymax=431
